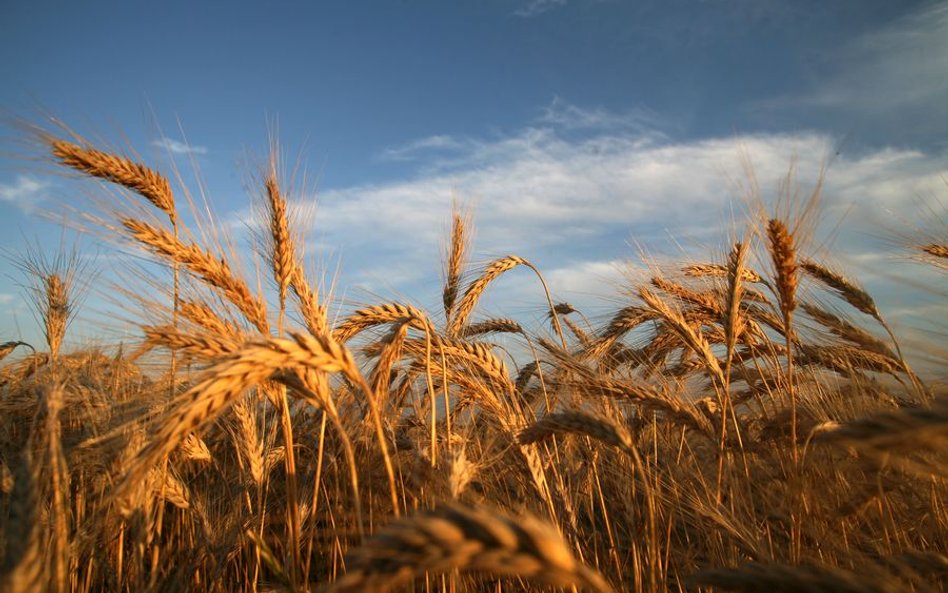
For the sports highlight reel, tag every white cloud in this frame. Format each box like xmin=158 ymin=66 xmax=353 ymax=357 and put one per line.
xmin=287 ymin=106 xmax=945 ymax=317
xmin=0 ymin=176 xmax=49 ymax=213
xmin=0 ymin=293 xmax=14 ymax=305
xmin=514 ymin=0 xmax=567 ymax=18
xmin=152 ymin=137 xmax=208 ymax=155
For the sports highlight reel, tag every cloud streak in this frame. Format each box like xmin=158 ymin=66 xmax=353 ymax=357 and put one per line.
xmin=759 ymin=2 xmax=948 ymax=139
xmin=153 ymin=137 xmax=208 ymax=155
xmin=514 ymin=0 xmax=567 ymax=18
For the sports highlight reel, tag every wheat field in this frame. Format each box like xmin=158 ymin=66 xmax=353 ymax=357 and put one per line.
xmin=0 ymin=131 xmax=946 ymax=593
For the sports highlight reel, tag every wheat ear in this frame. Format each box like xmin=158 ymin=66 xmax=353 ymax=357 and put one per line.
xmin=333 ymin=302 xmax=433 ymax=342
xmin=443 ymin=207 xmax=468 ymax=323
xmin=767 ymin=218 xmax=800 ymax=463
xmin=323 ymin=502 xmax=614 ymax=593
xmin=687 ymin=561 xmax=902 ymax=593
xmin=519 ymin=410 xmax=633 ymax=453
xmin=122 ymin=218 xmax=269 ymax=332
xmin=49 ymin=138 xmax=177 ymax=224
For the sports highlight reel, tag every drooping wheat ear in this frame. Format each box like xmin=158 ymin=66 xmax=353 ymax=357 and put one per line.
xmin=443 ymin=208 xmax=468 ymax=322
xmin=449 ymin=255 xmax=526 ymax=335
xmin=887 ymin=550 xmax=948 ymax=579
xmin=519 ymin=410 xmax=633 ymax=453
xmin=814 ymin=397 xmax=948 ymax=450
xmin=122 ymin=218 xmax=269 ymax=332
xmin=684 ymin=262 xmax=763 ymax=283
xmin=800 ymin=303 xmax=895 ymax=358
xmin=0 ymin=454 xmax=42 ymax=593
xmin=333 ymin=302 xmax=433 ymax=342
xmin=177 ymin=299 xmax=242 ymax=339
xmin=651 ymin=276 xmax=724 ymax=316
xmin=544 ymin=348 xmax=713 ymax=436
xmin=323 ymin=502 xmax=615 ymax=593
xmin=797 ymin=344 xmax=905 ymax=378
xmin=460 ymin=317 xmax=524 ymax=337
xmin=152 ymin=467 xmax=191 ymax=509
xmin=179 ymin=433 xmax=212 ymax=464
xmin=562 ymin=316 xmax=592 ymax=347
xmin=799 ymin=260 xmax=923 ymax=395
xmin=800 ymin=260 xmax=879 ymax=319
xmin=920 ymin=243 xmax=948 ymax=259
xmin=43 ymin=274 xmax=68 ymax=359
xmin=49 ymin=139 xmax=177 ymax=224
xmin=687 ymin=561 xmax=902 ymax=593
xmin=0 ymin=341 xmax=33 ymax=362
xmin=141 ymin=324 xmax=240 ymax=361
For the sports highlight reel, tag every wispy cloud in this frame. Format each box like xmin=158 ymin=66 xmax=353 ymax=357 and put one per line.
xmin=0 ymin=293 xmax=14 ymax=305
xmin=809 ymin=3 xmax=947 ymax=111
xmin=380 ymin=135 xmax=466 ymax=161
xmin=514 ymin=0 xmax=567 ymax=18
xmin=152 ymin=137 xmax=208 ymax=155
xmin=0 ymin=176 xmax=49 ymax=213
xmin=761 ymin=3 xmax=948 ymax=137
xmin=538 ymin=97 xmax=671 ymax=137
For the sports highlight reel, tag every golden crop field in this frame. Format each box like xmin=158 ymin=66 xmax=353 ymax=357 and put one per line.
xmin=1 ymin=130 xmax=946 ymax=593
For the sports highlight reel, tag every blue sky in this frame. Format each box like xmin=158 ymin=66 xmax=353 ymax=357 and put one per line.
xmin=1 ymin=0 xmax=946 ymax=347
